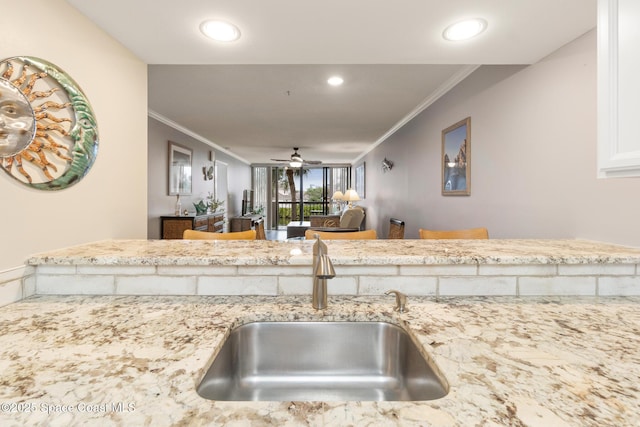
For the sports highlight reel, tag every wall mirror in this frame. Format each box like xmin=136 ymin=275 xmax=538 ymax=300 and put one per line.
xmin=0 ymin=77 xmax=35 ymax=157
xmin=168 ymin=141 xmax=192 ymax=195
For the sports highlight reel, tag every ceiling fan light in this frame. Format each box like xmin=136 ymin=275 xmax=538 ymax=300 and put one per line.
xmin=289 ymin=160 xmax=303 ymax=168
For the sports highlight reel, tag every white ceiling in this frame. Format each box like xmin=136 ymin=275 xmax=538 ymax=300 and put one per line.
xmin=66 ymin=0 xmax=596 ymax=164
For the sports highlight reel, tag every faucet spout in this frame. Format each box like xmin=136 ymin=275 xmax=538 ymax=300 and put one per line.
xmin=312 ymin=234 xmax=334 ymax=310
xmin=385 ymin=289 xmax=408 ymax=313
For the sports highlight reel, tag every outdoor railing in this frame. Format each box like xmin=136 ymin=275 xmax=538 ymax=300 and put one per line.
xmin=276 ymin=201 xmax=327 ymax=226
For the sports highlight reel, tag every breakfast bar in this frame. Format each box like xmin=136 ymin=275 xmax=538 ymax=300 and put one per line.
xmin=26 ymin=239 xmax=640 ymax=297
xmin=0 ymin=238 xmax=639 ymax=426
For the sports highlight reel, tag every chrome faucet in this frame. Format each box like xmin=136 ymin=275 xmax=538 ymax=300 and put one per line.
xmin=312 ymin=234 xmax=335 ymax=310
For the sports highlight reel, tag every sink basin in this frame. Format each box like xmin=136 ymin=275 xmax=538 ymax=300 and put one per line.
xmin=197 ymin=321 xmax=449 ymax=401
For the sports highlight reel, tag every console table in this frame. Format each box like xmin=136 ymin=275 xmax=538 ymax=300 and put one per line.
xmin=160 ymin=212 xmax=225 ymax=239
xmin=286 ymin=221 xmax=310 ymax=238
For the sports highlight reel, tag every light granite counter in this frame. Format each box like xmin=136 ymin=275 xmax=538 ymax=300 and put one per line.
xmin=0 ymin=295 xmax=638 ymax=426
xmin=26 ymin=239 xmax=640 ymax=297
xmin=5 ymin=239 xmax=637 ymax=424
xmin=26 ymin=239 xmax=640 ymax=266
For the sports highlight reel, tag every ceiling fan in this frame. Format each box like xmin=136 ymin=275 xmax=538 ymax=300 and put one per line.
xmin=270 ymin=147 xmax=322 ymax=167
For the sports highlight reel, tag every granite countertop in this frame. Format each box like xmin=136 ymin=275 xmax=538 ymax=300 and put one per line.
xmin=0 ymin=295 xmax=638 ymax=426
xmin=26 ymin=239 xmax=640 ymax=266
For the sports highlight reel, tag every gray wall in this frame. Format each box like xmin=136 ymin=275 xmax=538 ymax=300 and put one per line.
xmin=148 ymin=117 xmax=251 ymax=239
xmin=359 ymin=30 xmax=640 ymax=247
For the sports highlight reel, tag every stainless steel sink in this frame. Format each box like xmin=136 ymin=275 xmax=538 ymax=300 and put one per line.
xmin=197 ymin=321 xmax=449 ymax=401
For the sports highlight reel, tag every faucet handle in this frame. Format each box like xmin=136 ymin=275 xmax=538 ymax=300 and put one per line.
xmin=385 ymin=290 xmax=408 ymax=313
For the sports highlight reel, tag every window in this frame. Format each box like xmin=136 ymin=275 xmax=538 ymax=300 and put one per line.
xmin=252 ymin=165 xmax=350 ymax=229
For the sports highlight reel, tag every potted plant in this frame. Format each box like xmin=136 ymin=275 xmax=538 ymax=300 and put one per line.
xmin=206 ymin=192 xmax=224 ymax=213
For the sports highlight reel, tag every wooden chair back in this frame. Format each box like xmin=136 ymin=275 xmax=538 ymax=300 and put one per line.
xmin=304 ymin=229 xmax=377 ymax=240
xmin=419 ymin=227 xmax=488 ymax=239
xmin=388 ymin=218 xmax=405 ymax=239
xmin=255 ymin=219 xmax=266 ymax=240
xmin=183 ymin=229 xmax=257 ymax=240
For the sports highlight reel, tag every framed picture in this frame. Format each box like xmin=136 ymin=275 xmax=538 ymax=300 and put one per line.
xmin=168 ymin=141 xmax=192 ymax=195
xmin=355 ymin=162 xmax=366 ymax=199
xmin=442 ymin=117 xmax=471 ymax=196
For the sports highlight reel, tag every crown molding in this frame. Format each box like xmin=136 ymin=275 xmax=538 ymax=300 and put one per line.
xmin=350 ymin=64 xmax=480 ymax=164
xmin=148 ymin=110 xmax=251 ymax=165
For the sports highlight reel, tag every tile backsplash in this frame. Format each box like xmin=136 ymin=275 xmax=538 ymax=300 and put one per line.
xmin=0 ymin=266 xmax=35 ymax=307
xmin=33 ymin=263 xmax=640 ymax=297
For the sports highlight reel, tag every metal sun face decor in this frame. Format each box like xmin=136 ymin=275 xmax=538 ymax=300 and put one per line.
xmin=442 ymin=117 xmax=471 ymax=196
xmin=0 ymin=56 xmax=99 ymax=190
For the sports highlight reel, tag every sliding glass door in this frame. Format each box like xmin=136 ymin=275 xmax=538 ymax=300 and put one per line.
xmin=252 ymin=165 xmax=350 ymax=230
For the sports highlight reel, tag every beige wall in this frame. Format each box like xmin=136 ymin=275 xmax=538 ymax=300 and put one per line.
xmin=361 ymin=30 xmax=640 ymax=247
xmin=0 ymin=0 xmax=148 ymax=271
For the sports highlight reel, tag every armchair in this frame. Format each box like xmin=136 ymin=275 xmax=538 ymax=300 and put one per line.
xmin=339 ymin=207 xmax=365 ymax=228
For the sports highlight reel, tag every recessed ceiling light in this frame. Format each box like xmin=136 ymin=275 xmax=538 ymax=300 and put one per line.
xmin=200 ymin=20 xmax=241 ymax=42
xmin=443 ymin=18 xmax=487 ymax=41
xmin=327 ymin=76 xmax=344 ymax=86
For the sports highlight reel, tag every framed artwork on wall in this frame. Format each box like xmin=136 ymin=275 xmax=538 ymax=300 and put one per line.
xmin=355 ymin=162 xmax=366 ymax=199
xmin=442 ymin=117 xmax=471 ymax=196
xmin=168 ymin=141 xmax=193 ymax=195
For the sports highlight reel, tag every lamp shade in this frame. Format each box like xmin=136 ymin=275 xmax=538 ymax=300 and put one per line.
xmin=343 ymin=189 xmax=360 ymax=202
xmin=331 ymin=190 xmax=345 ymax=200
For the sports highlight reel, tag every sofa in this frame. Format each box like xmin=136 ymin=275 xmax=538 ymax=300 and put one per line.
xmin=310 ymin=206 xmax=365 ymax=230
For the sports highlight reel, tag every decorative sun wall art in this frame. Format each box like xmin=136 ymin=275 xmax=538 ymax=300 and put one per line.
xmin=0 ymin=56 xmax=99 ymax=190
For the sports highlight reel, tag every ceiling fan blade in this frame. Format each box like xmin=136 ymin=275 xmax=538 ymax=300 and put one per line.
xmin=271 ymin=148 xmax=323 ymax=165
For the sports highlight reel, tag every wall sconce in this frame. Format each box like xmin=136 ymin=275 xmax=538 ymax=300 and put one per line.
xmin=382 ymin=158 xmax=394 ymax=173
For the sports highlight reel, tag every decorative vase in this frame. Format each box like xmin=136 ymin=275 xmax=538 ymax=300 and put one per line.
xmin=175 ymin=195 xmax=181 ymax=216
xmin=194 ymin=200 xmax=208 ymax=215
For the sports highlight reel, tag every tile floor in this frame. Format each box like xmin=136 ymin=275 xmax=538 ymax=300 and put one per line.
xmin=265 ymin=229 xmax=288 ymax=241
